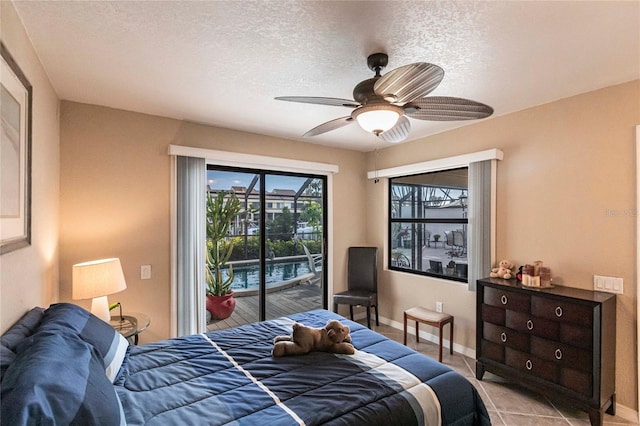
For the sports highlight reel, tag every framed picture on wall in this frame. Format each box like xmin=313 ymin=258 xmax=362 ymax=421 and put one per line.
xmin=1 ymin=42 xmax=32 ymax=255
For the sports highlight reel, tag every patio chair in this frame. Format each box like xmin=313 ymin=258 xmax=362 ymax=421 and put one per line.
xmin=445 ymin=231 xmax=454 ymax=248
xmin=453 ymin=230 xmax=466 ymax=255
xmin=302 ymin=244 xmax=322 ymax=285
xmin=333 ymin=247 xmax=378 ymax=329
xmin=429 ymin=260 xmax=443 ymax=274
xmin=455 ymin=262 xmax=468 ymax=278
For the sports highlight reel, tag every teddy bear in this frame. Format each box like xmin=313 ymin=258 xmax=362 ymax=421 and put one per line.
xmin=272 ymin=319 xmax=355 ymax=357
xmin=490 ymin=259 xmax=514 ymax=279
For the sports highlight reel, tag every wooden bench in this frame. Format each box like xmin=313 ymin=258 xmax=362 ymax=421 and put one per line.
xmin=403 ymin=306 xmax=454 ymax=362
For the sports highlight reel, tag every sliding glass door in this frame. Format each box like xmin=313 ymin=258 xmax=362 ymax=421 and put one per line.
xmin=264 ymin=174 xmax=324 ymax=320
xmin=206 ymin=166 xmax=326 ymax=330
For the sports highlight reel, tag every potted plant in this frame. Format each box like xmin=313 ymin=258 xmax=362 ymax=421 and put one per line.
xmin=206 ymin=191 xmax=242 ymax=320
xmin=445 ymin=260 xmax=456 ymax=276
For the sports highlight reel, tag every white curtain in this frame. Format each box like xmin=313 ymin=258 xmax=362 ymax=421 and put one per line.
xmin=467 ymin=160 xmax=494 ymax=291
xmin=176 ymin=156 xmax=207 ymax=336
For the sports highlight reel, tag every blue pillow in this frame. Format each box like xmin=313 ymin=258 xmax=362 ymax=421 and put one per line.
xmin=0 ymin=345 xmax=15 ymax=380
xmin=0 ymin=307 xmax=45 ymax=351
xmin=40 ymin=303 xmax=129 ymax=382
xmin=0 ymin=307 xmax=45 ymax=380
xmin=1 ymin=331 xmax=124 ymax=425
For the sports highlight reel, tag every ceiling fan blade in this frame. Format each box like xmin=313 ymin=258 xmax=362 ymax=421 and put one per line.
xmin=303 ymin=116 xmax=354 ymax=137
xmin=405 ymin=96 xmax=494 ymax=121
xmin=275 ymin=96 xmax=360 ymax=108
xmin=378 ymin=116 xmax=411 ymax=143
xmin=374 ymin=63 xmax=444 ymax=103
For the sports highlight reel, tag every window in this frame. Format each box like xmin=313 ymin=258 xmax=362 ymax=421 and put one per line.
xmin=372 ymin=149 xmax=500 ymax=291
xmin=389 ymin=168 xmax=469 ymax=283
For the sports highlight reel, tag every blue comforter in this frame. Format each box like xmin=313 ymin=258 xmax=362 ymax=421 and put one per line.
xmin=115 ymin=310 xmax=489 ymax=426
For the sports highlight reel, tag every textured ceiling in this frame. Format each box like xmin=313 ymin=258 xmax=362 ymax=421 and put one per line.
xmin=11 ymin=1 xmax=640 ymax=152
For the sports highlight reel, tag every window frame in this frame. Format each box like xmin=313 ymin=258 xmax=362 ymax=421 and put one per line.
xmin=388 ymin=168 xmax=469 ymax=283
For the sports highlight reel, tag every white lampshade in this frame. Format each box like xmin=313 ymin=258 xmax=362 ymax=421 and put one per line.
xmin=352 ymin=104 xmax=403 ymax=135
xmin=73 ymin=258 xmax=127 ymax=322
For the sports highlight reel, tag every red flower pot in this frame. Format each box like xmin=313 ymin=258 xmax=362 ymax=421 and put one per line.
xmin=206 ymin=292 xmax=236 ymax=320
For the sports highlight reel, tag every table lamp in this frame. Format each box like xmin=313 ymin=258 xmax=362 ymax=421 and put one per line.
xmin=72 ymin=258 xmax=127 ymax=322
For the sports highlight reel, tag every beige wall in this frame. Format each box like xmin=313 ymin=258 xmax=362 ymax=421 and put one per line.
xmin=0 ymin=2 xmax=60 ymax=332
xmin=366 ymin=80 xmax=639 ymax=410
xmin=59 ymin=102 xmax=368 ymax=343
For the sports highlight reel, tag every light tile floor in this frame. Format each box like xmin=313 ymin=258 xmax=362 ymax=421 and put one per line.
xmin=370 ymin=322 xmax=636 ymax=426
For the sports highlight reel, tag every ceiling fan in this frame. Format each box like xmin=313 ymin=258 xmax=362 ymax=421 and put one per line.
xmin=275 ymin=53 xmax=494 ymax=143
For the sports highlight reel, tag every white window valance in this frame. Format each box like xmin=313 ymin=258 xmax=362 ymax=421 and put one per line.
xmin=168 ymin=145 xmax=338 ymax=175
xmin=367 ymin=148 xmax=503 ymax=179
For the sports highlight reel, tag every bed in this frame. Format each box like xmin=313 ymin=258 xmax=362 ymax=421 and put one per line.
xmin=1 ymin=303 xmax=490 ymax=425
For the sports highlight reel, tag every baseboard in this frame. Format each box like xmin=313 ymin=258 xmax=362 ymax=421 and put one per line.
xmin=613 ymin=403 xmax=638 ymax=423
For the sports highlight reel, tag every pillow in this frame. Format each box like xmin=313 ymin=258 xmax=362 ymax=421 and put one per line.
xmin=1 ymin=331 xmax=124 ymax=425
xmin=1 ymin=307 xmax=45 ymax=351
xmin=0 ymin=307 xmax=45 ymax=379
xmin=0 ymin=345 xmax=16 ymax=380
xmin=40 ymin=303 xmax=129 ymax=382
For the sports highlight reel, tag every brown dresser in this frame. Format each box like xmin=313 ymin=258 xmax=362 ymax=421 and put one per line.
xmin=476 ymin=277 xmax=616 ymax=426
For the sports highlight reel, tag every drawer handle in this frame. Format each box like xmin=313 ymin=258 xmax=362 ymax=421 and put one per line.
xmin=526 ymin=319 xmax=534 ymax=331
xmin=500 ymin=332 xmax=507 ymax=343
xmin=500 ymin=295 xmax=508 ymax=305
xmin=555 ymin=349 xmax=563 ymax=360
xmin=526 ymin=359 xmax=533 ymax=370
xmin=555 ymin=306 xmax=563 ymax=318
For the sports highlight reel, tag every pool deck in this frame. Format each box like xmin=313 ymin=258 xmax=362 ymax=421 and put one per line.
xmin=206 ymin=281 xmax=323 ymax=332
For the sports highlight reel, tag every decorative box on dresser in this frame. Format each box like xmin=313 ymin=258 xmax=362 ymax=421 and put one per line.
xmin=476 ymin=277 xmax=616 ymax=426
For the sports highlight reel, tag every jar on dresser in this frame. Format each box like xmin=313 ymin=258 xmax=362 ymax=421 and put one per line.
xmin=476 ymin=277 xmax=616 ymax=426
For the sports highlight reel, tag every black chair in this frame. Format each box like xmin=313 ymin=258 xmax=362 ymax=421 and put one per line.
xmin=429 ymin=260 xmax=443 ymax=274
xmin=333 ymin=247 xmax=378 ymax=329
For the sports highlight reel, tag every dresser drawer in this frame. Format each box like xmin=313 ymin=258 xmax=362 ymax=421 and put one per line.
xmin=531 ymin=296 xmax=593 ymax=326
xmin=561 ymin=368 xmax=592 ymax=396
xmin=482 ymin=304 xmax=505 ymax=325
xmin=530 ymin=336 xmax=592 ymax=372
xmin=484 ymin=322 xmax=529 ymax=351
xmin=481 ymin=339 xmax=504 ymax=363
xmin=505 ymin=348 xmax=559 ymax=384
xmin=506 ymin=310 xmax=559 ymax=340
xmin=560 ymin=323 xmax=593 ymax=349
xmin=484 ymin=287 xmax=530 ymax=313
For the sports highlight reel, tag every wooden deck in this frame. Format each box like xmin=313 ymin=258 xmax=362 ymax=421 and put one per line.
xmin=206 ymin=282 xmax=323 ymax=332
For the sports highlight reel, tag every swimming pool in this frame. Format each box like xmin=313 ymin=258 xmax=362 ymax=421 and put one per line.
xmin=221 ymin=259 xmax=314 ymax=295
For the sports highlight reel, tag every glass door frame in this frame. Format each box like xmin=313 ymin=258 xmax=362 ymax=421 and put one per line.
xmin=207 ymin=164 xmax=328 ymax=322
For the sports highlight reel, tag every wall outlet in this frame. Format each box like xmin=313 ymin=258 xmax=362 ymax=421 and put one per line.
xmin=436 ymin=301 xmax=443 ymax=313
xmin=141 ymin=265 xmax=152 ymax=280
xmin=593 ymin=275 xmax=623 ymax=294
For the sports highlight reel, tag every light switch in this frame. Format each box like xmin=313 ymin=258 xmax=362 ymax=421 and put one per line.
xmin=593 ymin=275 xmax=606 ymax=291
xmin=612 ymin=277 xmax=623 ymax=293
xmin=593 ymin=275 xmax=623 ymax=294
xmin=141 ymin=265 xmax=152 ymax=280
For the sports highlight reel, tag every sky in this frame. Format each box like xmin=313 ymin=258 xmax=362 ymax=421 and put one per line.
xmin=206 ymin=170 xmax=319 ymax=192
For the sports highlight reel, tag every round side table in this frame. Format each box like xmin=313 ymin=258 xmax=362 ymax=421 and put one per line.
xmin=110 ymin=312 xmax=150 ymax=345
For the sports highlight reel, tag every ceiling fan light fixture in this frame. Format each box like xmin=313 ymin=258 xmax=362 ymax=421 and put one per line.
xmin=352 ymin=104 xmax=403 ymax=135
xmin=276 ymin=53 xmax=493 ymax=142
